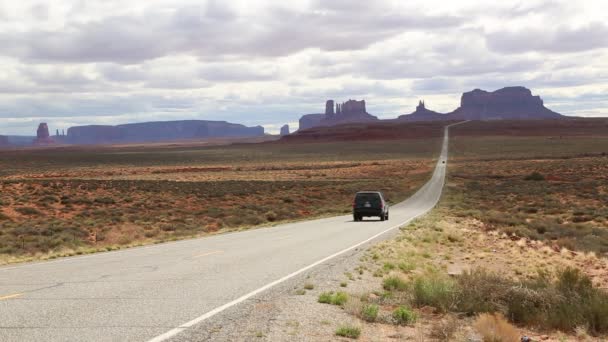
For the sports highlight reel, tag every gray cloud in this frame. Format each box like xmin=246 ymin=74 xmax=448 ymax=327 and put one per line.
xmin=21 ymin=66 xmax=97 ymax=87
xmin=10 ymin=17 xmax=174 ymax=64
xmin=198 ymin=63 xmax=278 ymax=82
xmin=290 ymin=81 xmax=404 ymax=103
xmin=310 ymin=45 xmax=544 ymax=81
xmin=98 ymin=64 xmax=146 ymax=82
xmin=412 ymin=78 xmax=460 ymax=93
xmin=0 ymin=94 xmax=200 ymax=119
xmin=0 ymin=2 xmax=463 ymax=64
xmin=487 ymin=22 xmax=608 ymax=53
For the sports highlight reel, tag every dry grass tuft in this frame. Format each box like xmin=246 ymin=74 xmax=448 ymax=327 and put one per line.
xmin=430 ymin=314 xmax=460 ymax=341
xmin=473 ymin=313 xmax=520 ymax=342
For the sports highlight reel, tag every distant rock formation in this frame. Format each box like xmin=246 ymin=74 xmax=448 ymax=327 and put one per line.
xmin=397 ymin=100 xmax=447 ymax=122
xmin=397 ymin=87 xmax=562 ymax=122
xmin=0 ymin=135 xmax=9 ymax=147
xmin=325 ymin=100 xmax=335 ymax=116
xmin=299 ymin=114 xmax=326 ymax=130
xmin=33 ymin=123 xmax=56 ymax=145
xmin=298 ymin=99 xmax=378 ymax=130
xmin=66 ymin=120 xmax=264 ymax=145
xmin=280 ymin=124 xmax=290 ymax=136
xmin=448 ymin=87 xmax=562 ymax=120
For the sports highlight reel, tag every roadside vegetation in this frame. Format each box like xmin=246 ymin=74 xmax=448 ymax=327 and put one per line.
xmin=308 ymin=208 xmax=608 ymax=340
xmin=295 ymin=134 xmax=608 ymax=340
xmin=0 ymin=139 xmax=440 ymax=264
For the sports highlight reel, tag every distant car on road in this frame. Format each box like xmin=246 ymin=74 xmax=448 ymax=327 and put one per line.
xmin=353 ymin=191 xmax=389 ymax=222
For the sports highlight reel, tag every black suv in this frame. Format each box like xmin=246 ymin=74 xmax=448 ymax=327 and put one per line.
xmin=353 ymin=191 xmax=389 ymax=221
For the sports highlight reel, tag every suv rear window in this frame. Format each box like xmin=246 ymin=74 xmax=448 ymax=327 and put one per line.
xmin=355 ymin=193 xmax=381 ymax=206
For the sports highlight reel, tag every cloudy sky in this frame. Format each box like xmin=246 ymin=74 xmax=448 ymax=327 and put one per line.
xmin=0 ymin=0 xmax=607 ymax=135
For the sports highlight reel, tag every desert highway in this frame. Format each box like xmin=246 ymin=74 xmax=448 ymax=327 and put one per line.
xmin=0 ymin=125 xmax=455 ymax=342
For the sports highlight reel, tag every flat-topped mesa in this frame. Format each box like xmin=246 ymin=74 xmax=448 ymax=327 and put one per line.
xmin=0 ymin=135 xmax=9 ymax=147
xmin=33 ymin=123 xmax=56 ymax=145
xmin=450 ymin=86 xmax=562 ymax=120
xmin=66 ymin=120 xmax=265 ymax=145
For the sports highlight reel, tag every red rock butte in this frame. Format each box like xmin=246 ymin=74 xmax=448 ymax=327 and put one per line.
xmin=34 ymin=123 xmax=56 ymax=145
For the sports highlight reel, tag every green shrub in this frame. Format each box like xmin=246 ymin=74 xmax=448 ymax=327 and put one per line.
xmin=39 ymin=195 xmax=59 ymax=203
xmin=398 ymin=261 xmax=415 ymax=273
xmin=318 ymin=291 xmax=348 ymax=306
xmin=546 ymin=268 xmax=608 ymax=334
xmin=335 ymin=325 xmax=360 ymax=339
xmin=383 ymin=262 xmax=395 ymax=270
xmin=318 ymin=292 xmax=333 ymax=304
xmin=587 ymin=292 xmax=608 ymax=334
xmin=265 ymin=211 xmax=277 ymax=222
xmin=383 ymin=276 xmax=407 ymax=291
xmin=456 ymin=269 xmax=512 ymax=314
xmin=408 ymin=267 xmax=608 ymax=335
xmin=332 ymin=291 xmax=349 ymax=306
xmin=392 ymin=306 xmax=417 ymax=325
xmin=524 ymin=172 xmax=545 ymax=181
xmin=15 ymin=206 xmax=41 ymax=216
xmin=361 ymin=304 xmax=379 ymax=322
xmin=412 ymin=273 xmax=456 ymax=312
xmin=94 ymin=197 xmax=116 ymax=205
xmin=506 ymin=285 xmax=551 ymax=326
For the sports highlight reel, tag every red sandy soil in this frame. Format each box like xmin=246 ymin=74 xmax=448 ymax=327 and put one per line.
xmin=280 ymin=118 xmax=608 ymax=143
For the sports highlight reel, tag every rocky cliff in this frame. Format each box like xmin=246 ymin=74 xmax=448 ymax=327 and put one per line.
xmin=448 ymin=87 xmax=562 ymax=120
xmin=280 ymin=124 xmax=290 ymax=136
xmin=397 ymin=100 xmax=447 ymax=122
xmin=66 ymin=120 xmax=265 ymax=145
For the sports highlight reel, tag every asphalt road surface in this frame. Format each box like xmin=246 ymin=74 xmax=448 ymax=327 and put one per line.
xmin=0 ymin=125 xmax=454 ymax=342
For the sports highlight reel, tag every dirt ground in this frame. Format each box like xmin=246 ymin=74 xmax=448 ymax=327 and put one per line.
xmin=0 ymin=138 xmax=439 ymax=264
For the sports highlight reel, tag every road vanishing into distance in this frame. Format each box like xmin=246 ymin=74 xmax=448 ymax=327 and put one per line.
xmin=0 ymin=124 xmax=456 ymax=342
